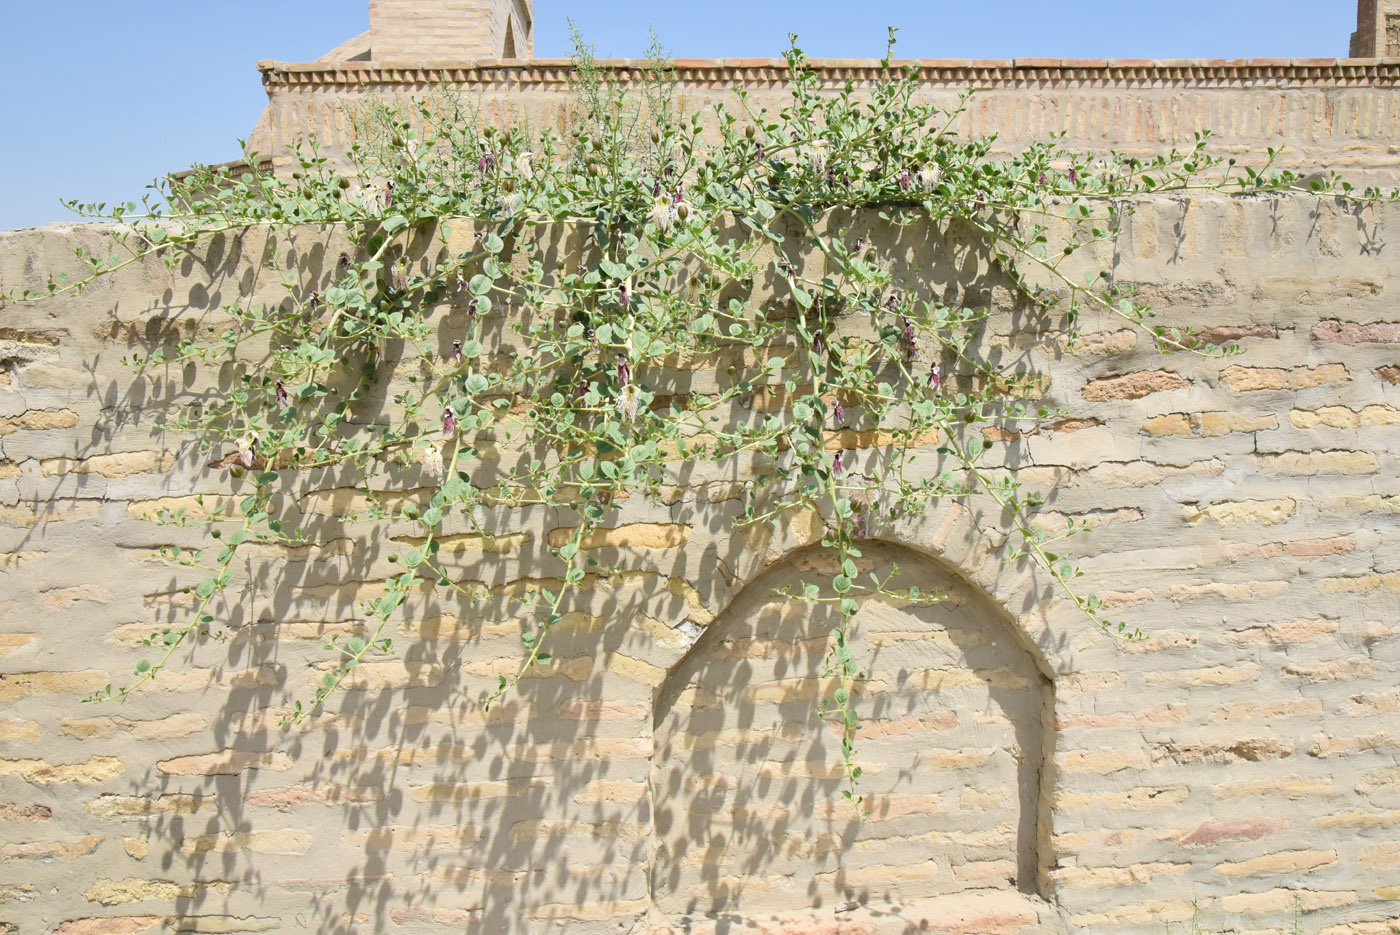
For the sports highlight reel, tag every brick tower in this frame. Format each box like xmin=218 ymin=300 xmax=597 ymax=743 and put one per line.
xmin=316 ymin=0 xmax=534 ymax=62
xmin=1352 ymin=0 xmax=1400 ymax=56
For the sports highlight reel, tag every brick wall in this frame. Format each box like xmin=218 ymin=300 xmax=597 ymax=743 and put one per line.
xmin=254 ymin=59 xmax=1400 ymax=183
xmin=2 ymin=193 xmax=1399 ymax=934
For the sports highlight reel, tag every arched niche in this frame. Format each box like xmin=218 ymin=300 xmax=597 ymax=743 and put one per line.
xmin=650 ymin=539 xmax=1055 ymax=915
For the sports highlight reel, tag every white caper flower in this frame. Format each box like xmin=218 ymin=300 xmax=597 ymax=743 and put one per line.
xmin=649 ymin=194 xmax=676 ymax=232
xmin=423 ymin=442 xmax=445 ymax=481
xmin=618 ymin=383 xmax=641 ymax=424
xmin=915 ymin=164 xmax=943 ymax=192
xmin=237 ymin=431 xmax=259 ymax=469
xmin=357 ymin=184 xmax=385 ymax=216
xmin=516 ymin=151 xmax=535 ymax=180
xmin=806 ymin=140 xmax=830 ymax=175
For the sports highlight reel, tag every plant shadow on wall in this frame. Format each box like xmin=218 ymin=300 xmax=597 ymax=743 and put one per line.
xmin=8 ymin=28 xmax=1394 ymax=935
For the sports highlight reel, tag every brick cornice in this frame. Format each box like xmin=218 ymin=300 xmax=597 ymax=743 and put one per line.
xmin=258 ymin=56 xmax=1400 ymax=91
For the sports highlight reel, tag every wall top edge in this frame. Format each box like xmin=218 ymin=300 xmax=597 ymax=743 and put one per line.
xmin=257 ymin=56 xmax=1400 ymax=88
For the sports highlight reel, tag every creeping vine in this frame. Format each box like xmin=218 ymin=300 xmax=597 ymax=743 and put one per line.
xmin=9 ymin=30 xmax=1393 ymax=813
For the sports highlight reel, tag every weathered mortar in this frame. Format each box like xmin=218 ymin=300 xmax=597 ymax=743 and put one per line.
xmin=1 ymin=194 xmax=1398 ymax=934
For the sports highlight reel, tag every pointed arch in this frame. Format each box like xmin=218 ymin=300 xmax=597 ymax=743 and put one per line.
xmin=650 ymin=539 xmax=1056 ymax=915
xmin=501 ymin=19 xmax=517 ymax=59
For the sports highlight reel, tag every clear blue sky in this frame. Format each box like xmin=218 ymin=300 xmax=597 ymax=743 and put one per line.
xmin=0 ymin=1 xmax=1358 ymax=231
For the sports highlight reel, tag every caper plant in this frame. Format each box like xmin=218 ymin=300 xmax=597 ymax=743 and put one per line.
xmin=10 ymin=31 xmax=1391 ymax=814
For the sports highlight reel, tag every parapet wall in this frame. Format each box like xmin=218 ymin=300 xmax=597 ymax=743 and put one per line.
xmin=252 ymin=58 xmax=1400 ymax=181
xmin=1 ymin=195 xmax=1399 ymax=935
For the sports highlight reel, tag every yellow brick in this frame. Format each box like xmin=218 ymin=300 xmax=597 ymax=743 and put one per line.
xmin=0 ymin=409 xmax=78 ymax=434
xmin=1225 ymin=619 xmax=1338 ymax=645
xmin=1292 ymin=406 xmax=1361 ymax=428
xmin=1344 ymin=495 xmax=1400 ymax=515
xmin=0 ymin=670 xmax=109 ymax=701
xmin=1318 ymin=921 xmax=1400 ymax=935
xmin=526 ymin=899 xmax=650 ymax=921
xmin=85 ymin=794 xmax=204 ymax=820
xmin=1223 ymin=888 xmax=1355 ymax=914
xmin=40 ymin=450 xmax=173 ymax=478
xmin=0 ymin=501 xmax=101 ymax=526
xmin=1199 ymin=412 xmax=1278 ymax=435
xmin=1262 ymin=450 xmax=1379 ymax=475
xmin=1211 ymin=699 xmax=1323 ymax=722
xmin=0 ymin=718 xmax=39 ymax=740
xmin=0 ymin=756 xmax=123 ymax=783
xmin=602 ymin=652 xmax=665 ymax=687
xmin=49 ymin=917 xmax=160 ymax=935
xmin=126 ymin=495 xmax=232 ymax=521
xmin=547 ymin=522 xmax=690 ymax=550
xmin=1183 ymin=499 xmax=1296 ymax=525
xmin=1148 ymin=663 xmax=1260 ymax=687
xmin=0 ymin=834 xmax=101 ymax=860
xmin=1220 ymin=364 xmax=1349 ymax=392
xmin=179 ymin=830 xmax=312 ymax=856
xmin=84 ymin=878 xmax=230 ymax=906
xmin=571 ymin=780 xmax=647 ymax=805
xmin=922 ymin=748 xmax=995 ymax=769
xmin=0 ymin=632 xmax=38 ymax=657
xmin=60 ymin=713 xmax=207 ymax=741
xmin=1322 ymin=573 xmax=1400 ymax=593
xmin=1361 ymin=842 xmax=1400 ymax=870
xmin=508 ymin=819 xmax=645 ymax=844
xmin=1052 ymin=862 xmax=1189 ymax=886
xmin=156 ymin=750 xmax=293 ymax=776
xmin=1071 ymin=900 xmax=1195 ymax=925
xmin=1285 ymin=659 xmax=1378 ymax=681
xmin=1314 ymin=810 xmax=1400 ymax=829
xmin=1218 ymin=849 xmax=1337 ymax=875
xmin=1060 ymin=748 xmax=1152 ymax=773
xmin=1056 ymin=786 xmax=1190 ymax=810
xmin=1362 ymin=405 xmax=1400 ymax=425
xmin=390 ymin=531 xmax=530 ymax=554
xmin=1143 ymin=413 xmax=1193 ymax=436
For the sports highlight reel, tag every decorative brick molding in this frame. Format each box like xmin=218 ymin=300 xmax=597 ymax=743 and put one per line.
xmin=259 ymin=57 xmax=1400 ymax=91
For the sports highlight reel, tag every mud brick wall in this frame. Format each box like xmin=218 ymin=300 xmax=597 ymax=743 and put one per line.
xmin=252 ymin=59 xmax=1400 ymax=183
xmin=0 ymin=195 xmax=1398 ymax=935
